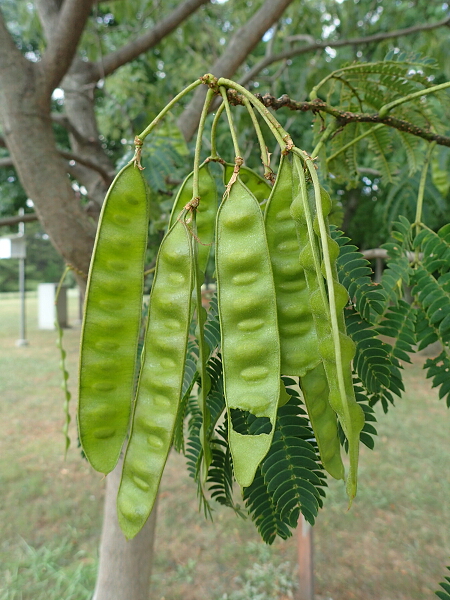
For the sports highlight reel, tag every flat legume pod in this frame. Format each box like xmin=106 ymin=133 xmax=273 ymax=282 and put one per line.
xmin=300 ymin=362 xmax=344 ymax=480
xmin=291 ymin=152 xmax=364 ymax=500
xmin=168 ymin=162 xmax=217 ymax=273
xmin=275 ymin=157 xmax=344 ymax=480
xmin=216 ymin=177 xmax=281 ymax=488
xmin=117 ymin=217 xmax=193 ymax=539
xmin=78 ymin=161 xmax=149 ymax=474
xmin=264 ymin=155 xmax=320 ymax=376
xmin=224 ymin=163 xmax=272 ymax=205
xmin=308 ymin=163 xmax=364 ymax=501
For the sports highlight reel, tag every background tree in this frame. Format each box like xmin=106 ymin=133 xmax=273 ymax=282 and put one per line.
xmin=1 ymin=1 xmax=449 ymax=599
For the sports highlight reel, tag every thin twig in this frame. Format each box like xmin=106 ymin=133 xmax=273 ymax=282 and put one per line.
xmin=221 ymin=91 xmax=450 ymax=148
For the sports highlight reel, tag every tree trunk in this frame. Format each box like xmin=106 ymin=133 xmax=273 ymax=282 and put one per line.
xmin=93 ymin=458 xmax=158 ymax=600
xmin=0 ymin=48 xmax=96 ymax=277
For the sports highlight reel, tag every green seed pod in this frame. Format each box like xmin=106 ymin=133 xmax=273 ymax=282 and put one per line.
xmin=291 ymin=151 xmax=364 ymax=501
xmin=168 ymin=162 xmax=217 ymax=272
xmin=298 ymin=244 xmax=316 ymax=272
xmin=117 ymin=217 xmax=194 ymax=539
xmin=312 ymin=186 xmax=332 ymax=235
xmin=290 ymin=191 xmax=307 ymax=224
xmin=300 ymin=362 xmax=344 ymax=480
xmin=264 ymin=155 xmax=320 ymax=377
xmin=320 ymin=236 xmax=340 ymax=278
xmin=216 ymin=176 xmax=280 ymax=488
xmin=224 ymin=163 xmax=272 ymax=205
xmin=309 ymin=288 xmax=329 ymax=318
xmin=309 ymin=282 xmax=348 ymax=317
xmin=334 ymin=281 xmax=350 ymax=312
xmin=318 ymin=333 xmax=356 ymax=364
xmin=278 ymin=379 xmax=291 ymax=407
xmin=78 ymin=161 xmax=150 ymax=474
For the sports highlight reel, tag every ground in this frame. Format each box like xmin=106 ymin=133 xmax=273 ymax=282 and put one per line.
xmin=1 ymin=290 xmax=449 ymax=600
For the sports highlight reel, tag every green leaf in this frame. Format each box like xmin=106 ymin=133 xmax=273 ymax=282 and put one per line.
xmin=243 ymin=384 xmax=326 ymax=544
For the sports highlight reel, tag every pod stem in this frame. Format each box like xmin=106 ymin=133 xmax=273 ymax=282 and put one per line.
xmin=220 ymin=86 xmax=242 ymax=160
xmin=217 ymin=78 xmax=290 ymax=151
xmin=311 ymin=118 xmax=339 ymax=159
xmin=136 ymin=78 xmax=202 ymax=142
xmin=304 ymin=156 xmax=350 ymax=429
xmin=193 ymin=88 xmax=215 ymax=200
xmin=242 ymin=96 xmax=274 ymax=182
xmin=210 ymin=102 xmax=226 ymax=160
xmin=55 ymin=265 xmax=71 ymax=304
xmin=292 ymin=152 xmax=328 ymax=310
xmin=414 ymin=141 xmax=436 ymax=233
xmin=413 ymin=141 xmax=436 ymax=265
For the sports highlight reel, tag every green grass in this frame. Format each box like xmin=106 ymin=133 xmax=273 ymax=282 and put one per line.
xmin=1 ymin=291 xmax=450 ymax=599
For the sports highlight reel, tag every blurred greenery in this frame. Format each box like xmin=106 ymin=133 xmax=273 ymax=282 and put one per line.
xmin=1 ymin=0 xmax=449 ymax=253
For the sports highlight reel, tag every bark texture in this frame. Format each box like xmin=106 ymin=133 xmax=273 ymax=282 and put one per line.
xmin=0 ymin=12 xmax=96 ymax=275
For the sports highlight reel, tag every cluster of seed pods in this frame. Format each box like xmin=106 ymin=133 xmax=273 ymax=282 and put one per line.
xmin=78 ymin=141 xmax=365 ymax=539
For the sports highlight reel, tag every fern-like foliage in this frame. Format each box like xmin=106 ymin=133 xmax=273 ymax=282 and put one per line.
xmin=380 ymin=169 xmax=447 ymax=234
xmin=331 ymin=226 xmax=405 ymax=411
xmin=172 ymin=339 xmax=199 ymax=453
xmin=377 ymin=300 xmax=417 ymax=365
xmin=394 ymin=131 xmax=422 ymax=177
xmin=338 ymin=378 xmax=378 ymax=451
xmin=413 ymin=225 xmax=450 ymax=349
xmin=319 ymin=56 xmax=445 ymax=186
xmin=173 ymin=292 xmax=221 ymax=453
xmin=204 ymin=292 xmax=221 ymax=352
xmin=207 ymin=426 xmax=244 ymax=516
xmin=424 ymin=352 xmax=450 ymax=408
xmin=184 ymin=366 xmax=329 ymax=541
xmin=346 ymin=308 xmax=401 ymax=395
xmin=243 ymin=380 xmax=327 ymax=544
xmin=185 ymin=395 xmax=212 ymax=517
xmin=354 ymin=381 xmax=378 ymax=449
xmin=411 ymin=223 xmax=450 ymax=407
xmin=436 ymin=566 xmax=450 ymax=600
xmin=364 ymin=123 xmax=398 ymax=184
xmin=379 ymin=217 xmax=414 ymax=307
xmin=432 ymin=149 xmax=450 ymax=197
xmin=413 ymin=268 xmax=450 ymax=345
xmin=332 ymin=226 xmax=387 ymax=322
xmin=330 ymin=56 xmax=439 ymax=116
xmin=184 ymin=354 xmax=225 ymax=471
xmin=184 ymin=348 xmax=247 ymax=518
xmin=414 ymin=225 xmax=450 ymax=274
xmin=327 ymin=120 xmax=360 ymax=186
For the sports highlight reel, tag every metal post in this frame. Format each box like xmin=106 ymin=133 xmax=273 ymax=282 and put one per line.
xmin=297 ymin=515 xmax=314 ymax=600
xmin=15 ymin=208 xmax=28 ymax=346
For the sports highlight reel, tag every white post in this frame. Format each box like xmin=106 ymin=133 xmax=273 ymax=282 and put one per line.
xmin=15 ymin=208 xmax=28 ymax=347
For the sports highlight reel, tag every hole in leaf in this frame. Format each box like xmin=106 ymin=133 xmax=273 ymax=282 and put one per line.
xmin=230 ymin=408 xmax=272 ymax=435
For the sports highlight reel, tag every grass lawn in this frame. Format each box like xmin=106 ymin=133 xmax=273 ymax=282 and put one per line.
xmin=1 ymin=291 xmax=449 ymax=600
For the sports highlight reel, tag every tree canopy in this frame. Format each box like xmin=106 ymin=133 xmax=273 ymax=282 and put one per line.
xmin=0 ymin=0 xmax=449 ymax=272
